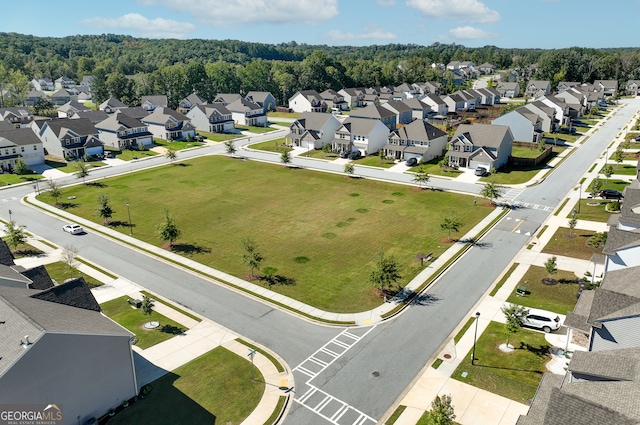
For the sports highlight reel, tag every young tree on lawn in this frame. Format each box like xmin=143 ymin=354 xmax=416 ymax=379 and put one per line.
xmin=545 ymin=256 xmax=558 ymax=276
xmin=537 ymin=138 xmax=546 ymax=152
xmin=440 ymin=214 xmax=463 ymax=241
xmin=61 ymin=245 xmax=79 ymax=276
xmin=165 ymin=148 xmax=178 ymax=164
xmin=480 ymin=180 xmax=504 ymax=205
xmin=96 ymin=193 xmax=114 ymax=224
xmin=369 ymin=251 xmax=402 ymax=292
xmin=224 ymin=140 xmax=236 ymax=156
xmin=281 ymin=150 xmax=291 ymax=166
xmin=413 ymin=167 xmax=430 ymax=189
xmin=438 ymin=158 xmax=449 ymax=172
xmin=501 ymin=303 xmax=529 ymax=348
xmin=47 ymin=179 xmax=61 ymax=204
xmin=344 ymin=163 xmax=355 ymax=177
xmin=601 ymin=164 xmax=614 ymax=183
xmin=5 ymin=220 xmax=26 ymax=252
xmin=241 ymin=237 xmax=264 ymax=278
xmin=613 ymin=146 xmax=624 ymax=164
xmin=75 ymin=161 xmax=90 ymax=184
xmin=589 ymin=177 xmax=603 ymax=198
xmin=155 ymin=208 xmax=181 ymax=249
xmin=322 ymin=143 xmax=332 ymax=156
xmin=141 ymin=295 xmax=155 ymax=326
xmin=13 ymin=158 xmax=29 ymax=175
xmin=568 ymin=212 xmax=578 ymax=237
xmin=424 ymin=394 xmax=456 ymax=425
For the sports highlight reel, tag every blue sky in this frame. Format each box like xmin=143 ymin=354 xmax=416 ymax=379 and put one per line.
xmin=3 ymin=0 xmax=638 ymax=49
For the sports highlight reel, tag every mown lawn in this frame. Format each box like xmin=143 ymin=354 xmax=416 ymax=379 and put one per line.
xmin=4 ymin=241 xmax=44 ymax=258
xmin=572 ymin=199 xmax=616 ymax=223
xmin=100 ymin=296 xmax=186 ymax=349
xmin=505 ymin=265 xmax=580 ymax=315
xmin=511 ymin=146 xmax=544 ymax=159
xmin=44 ymin=261 xmax=104 ymax=288
xmin=37 ymin=156 xmax=491 ymax=313
xmin=267 ymin=111 xmax=300 ymax=119
xmin=153 ymin=139 xmax=203 ymax=150
xmin=602 ymin=163 xmax=637 ymax=175
xmin=412 ymin=157 xmax=463 ymax=177
xmin=44 ymin=159 xmax=106 ymax=173
xmin=109 ymin=347 xmax=263 ymax=425
xmin=0 ymin=173 xmax=44 ymax=187
xmin=353 ymin=155 xmax=396 ymax=168
xmin=106 ymin=148 xmax=158 ymax=161
xmin=541 ymin=227 xmax=606 ymax=261
xmin=236 ymin=124 xmax=278 ymax=133
xmin=249 ymin=137 xmax=291 ymax=153
xmin=453 ymin=322 xmax=551 ymax=404
xmin=481 ymin=146 xmax=565 ymax=185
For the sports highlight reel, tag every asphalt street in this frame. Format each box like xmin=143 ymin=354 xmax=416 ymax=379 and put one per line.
xmin=6 ymin=97 xmax=638 ymax=424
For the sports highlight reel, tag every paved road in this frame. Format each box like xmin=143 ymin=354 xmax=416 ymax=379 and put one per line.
xmin=7 ymin=98 xmax=638 ymax=424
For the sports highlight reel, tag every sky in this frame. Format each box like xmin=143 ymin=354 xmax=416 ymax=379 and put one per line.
xmin=3 ymin=0 xmax=639 ymax=49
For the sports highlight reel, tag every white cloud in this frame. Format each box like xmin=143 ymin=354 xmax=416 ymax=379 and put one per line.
xmin=406 ymin=0 xmax=500 ymax=24
xmin=448 ymin=26 xmax=496 ymax=40
xmin=80 ymin=13 xmax=195 ymax=39
xmin=327 ymin=26 xmax=397 ymax=42
xmin=376 ymin=0 xmax=396 ymax=6
xmin=158 ymin=0 xmax=339 ymax=26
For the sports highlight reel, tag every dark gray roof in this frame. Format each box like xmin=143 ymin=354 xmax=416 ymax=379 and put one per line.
xmin=226 ymin=98 xmax=263 ymax=113
xmin=44 ymin=118 xmax=98 ymax=137
xmin=117 ymin=106 xmax=151 ymax=120
xmin=21 ymin=265 xmax=54 ymax=291
xmin=402 ymin=97 xmax=431 ymax=111
xmin=99 ymin=97 xmax=127 ymax=109
xmin=569 ymin=349 xmax=638 ymax=381
xmin=71 ymin=110 xmax=110 ymax=124
xmin=142 ymin=107 xmax=190 ymax=125
xmin=96 ymin=111 xmax=146 ymax=132
xmin=391 ymin=119 xmax=447 ymax=142
xmin=0 ymin=128 xmax=43 ymax=147
xmin=382 ymin=100 xmax=412 ymax=114
xmin=452 ymin=123 xmax=512 ymax=149
xmin=30 ymin=278 xmax=101 ymax=312
xmin=214 ymin=93 xmax=242 ymax=104
xmin=183 ymin=92 xmax=208 ymax=105
xmin=141 ymin=95 xmax=168 ymax=106
xmin=564 ymin=289 xmax=595 ymax=333
xmin=339 ymin=117 xmax=387 ymax=135
xmin=245 ymin=91 xmax=273 ymax=103
xmin=350 ymin=104 xmax=395 ymax=120
xmin=516 ymin=374 xmax=564 ymax=425
xmin=0 ymin=239 xmax=14 ymax=266
xmin=602 ymin=227 xmax=640 ymax=255
xmin=294 ymin=112 xmax=336 ymax=131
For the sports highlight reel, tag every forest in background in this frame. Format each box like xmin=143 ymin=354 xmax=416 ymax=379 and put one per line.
xmin=1 ymin=32 xmax=640 ymax=108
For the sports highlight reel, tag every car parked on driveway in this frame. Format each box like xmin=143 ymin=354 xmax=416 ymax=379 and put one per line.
xmin=349 ymin=151 xmax=362 ymax=160
xmin=599 ymin=189 xmax=623 ymax=199
xmin=62 ymin=224 xmax=84 ymax=235
xmin=474 ymin=166 xmax=488 ymax=177
xmin=522 ymin=308 xmax=561 ymax=333
xmin=405 ymin=157 xmax=418 ymax=167
xmin=339 ymin=151 xmax=349 ymax=158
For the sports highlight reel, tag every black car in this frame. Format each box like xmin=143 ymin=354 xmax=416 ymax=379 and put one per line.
xmin=339 ymin=151 xmax=350 ymax=158
xmin=349 ymin=151 xmax=362 ymax=160
xmin=599 ymin=189 xmax=623 ymax=200
xmin=405 ymin=157 xmax=418 ymax=167
xmin=635 ymin=135 xmax=640 ymax=142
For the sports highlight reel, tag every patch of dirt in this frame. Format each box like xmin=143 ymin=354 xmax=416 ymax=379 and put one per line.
xmin=439 ymin=237 xmax=456 ymax=243
xmin=373 ymin=288 xmax=398 ymax=299
xmin=542 ymin=277 xmax=558 ymax=286
xmin=499 ymin=343 xmax=515 ymax=353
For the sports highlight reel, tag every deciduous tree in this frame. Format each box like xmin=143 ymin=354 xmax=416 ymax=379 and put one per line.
xmin=501 ymin=303 xmax=529 ymax=348
xmin=156 ymin=208 xmax=181 ymax=249
xmin=369 ymin=251 xmax=402 ymax=292
xmin=5 ymin=220 xmax=26 ymax=252
xmin=241 ymin=237 xmax=264 ymax=278
xmin=424 ymin=394 xmax=456 ymax=425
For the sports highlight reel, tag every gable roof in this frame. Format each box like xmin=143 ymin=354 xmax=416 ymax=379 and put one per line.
xmin=20 ymin=266 xmax=54 ymax=291
xmin=350 ymin=103 xmax=395 ymax=120
xmin=214 ymin=93 xmax=242 ymax=104
xmin=294 ymin=111 xmax=336 ymax=131
xmin=182 ymin=92 xmax=208 ymax=106
xmin=452 ymin=123 xmax=512 ymax=149
xmin=339 ymin=117 xmax=387 ymax=135
xmin=141 ymin=95 xmax=168 ymax=106
xmin=96 ymin=111 xmax=146 ymax=132
xmin=402 ymin=97 xmax=432 ymax=111
xmin=391 ymin=119 xmax=447 ymax=141
xmin=0 ymin=128 xmax=44 ymax=148
xmin=226 ymin=98 xmax=263 ymax=113
xmin=245 ymin=91 xmax=274 ymax=103
xmin=142 ymin=107 xmax=190 ymax=125
xmin=0 ymin=239 xmax=14 ymax=266
xmin=71 ymin=110 xmax=110 ymax=124
xmin=43 ymin=118 xmax=98 ymax=137
xmin=30 ymin=277 xmax=101 ymax=312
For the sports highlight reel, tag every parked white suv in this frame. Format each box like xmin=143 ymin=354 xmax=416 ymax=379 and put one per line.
xmin=522 ymin=308 xmax=561 ymax=333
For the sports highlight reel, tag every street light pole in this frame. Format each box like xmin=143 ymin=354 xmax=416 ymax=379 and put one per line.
xmin=577 ymin=183 xmax=582 ymax=213
xmin=126 ymin=202 xmax=132 ymax=235
xmin=8 ymin=209 xmax=12 ymax=222
xmin=247 ymin=349 xmax=257 ymax=381
xmin=471 ymin=312 xmax=480 ymax=365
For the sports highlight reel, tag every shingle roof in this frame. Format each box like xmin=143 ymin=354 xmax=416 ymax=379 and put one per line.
xmin=96 ymin=111 xmax=146 ymax=132
xmin=141 ymin=95 xmax=168 ymax=106
xmin=391 ymin=119 xmax=446 ymax=142
xmin=245 ymin=91 xmax=273 ymax=103
xmin=0 ymin=128 xmax=43 ymax=148
xmin=20 ymin=265 xmax=54 ymax=290
xmin=142 ymin=107 xmax=190 ymax=125
xmin=30 ymin=277 xmax=101 ymax=312
xmin=226 ymin=98 xmax=263 ymax=113
xmin=0 ymin=239 xmax=14 ymax=266
xmin=294 ymin=112 xmax=336 ymax=131
xmin=602 ymin=227 xmax=640 ymax=255
xmin=44 ymin=118 xmax=99 ymax=137
xmin=452 ymin=123 xmax=512 ymax=149
xmin=350 ymin=104 xmax=395 ymax=120
xmin=214 ymin=93 xmax=242 ymax=104
xmin=339 ymin=117 xmax=386 ymax=135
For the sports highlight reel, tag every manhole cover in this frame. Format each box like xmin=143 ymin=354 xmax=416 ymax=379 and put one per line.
xmin=443 ymin=354 xmax=452 ymax=359
xmin=372 ymin=371 xmax=380 ymax=377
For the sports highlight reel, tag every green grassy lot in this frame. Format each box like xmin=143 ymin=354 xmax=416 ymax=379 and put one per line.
xmin=481 ymin=146 xmax=565 ymax=185
xmin=541 ymin=227 xmax=606 ymax=261
xmin=267 ymin=111 xmax=300 ymax=119
xmin=44 ymin=159 xmax=106 ymax=173
xmin=37 ymin=156 xmax=491 ymax=313
xmin=44 ymin=261 xmax=104 ymax=288
xmin=573 ymin=199 xmax=616 ymax=222
xmin=353 ymin=155 xmax=396 ymax=168
xmin=5 ymin=241 xmax=44 ymax=258
xmin=196 ymin=131 xmax=243 ymax=142
xmin=269 ymin=121 xmax=292 ymax=127
xmin=236 ymin=124 xmax=278 ymax=133
xmin=153 ymin=139 xmax=204 ymax=150
xmin=602 ymin=163 xmax=637 ymax=175
xmin=453 ymin=322 xmax=551 ymax=404
xmin=139 ymin=290 xmax=202 ymax=323
xmin=412 ymin=158 xmax=463 ymax=177
xmin=619 ymin=151 xmax=640 ymax=160
xmin=511 ymin=146 xmax=545 ymax=159
xmin=454 ymin=316 xmax=477 ymax=344
xmin=417 ymin=412 xmax=460 ymax=425
xmin=105 ymin=148 xmax=158 ymax=161
xmin=505 ymin=265 xmax=579 ymax=314
xmin=100 ymin=296 xmax=186 ymax=349
xmin=386 ymin=406 xmax=407 ymax=425
xmin=249 ymin=137 xmax=291 ymax=153
xmin=0 ymin=173 xmax=44 ymax=187
xmin=304 ymin=149 xmax=339 ymax=160
xmin=109 ymin=347 xmax=263 ymax=425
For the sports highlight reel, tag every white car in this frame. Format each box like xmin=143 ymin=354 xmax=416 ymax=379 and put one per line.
xmin=522 ymin=308 xmax=561 ymax=333
xmin=62 ymin=224 xmax=84 ymax=235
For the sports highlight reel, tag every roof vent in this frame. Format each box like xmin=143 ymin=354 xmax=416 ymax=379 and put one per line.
xmin=21 ymin=335 xmax=31 ymax=348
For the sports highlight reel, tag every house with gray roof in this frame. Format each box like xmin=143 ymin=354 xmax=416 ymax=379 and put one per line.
xmin=186 ymin=103 xmax=234 ymax=133
xmin=50 ymin=89 xmax=73 ymax=106
xmin=57 ymin=100 xmax=91 ymax=118
xmin=226 ymin=98 xmax=267 ymax=127
xmin=213 ymin=93 xmax=242 ymax=106
xmin=24 ymin=90 xmax=48 ymax=108
xmin=385 ymin=119 xmax=447 ymax=163
xmin=442 ymin=92 xmax=468 ymax=113
xmin=521 ymin=101 xmax=557 ymax=132
xmin=381 ymin=100 xmax=413 ymax=125
xmin=31 ymin=78 xmax=54 ymax=92
xmin=402 ymin=97 xmax=433 ymax=120
xmin=0 ymin=279 xmax=137 ymax=424
xmin=420 ymin=94 xmax=448 ymax=117
xmin=286 ymin=111 xmax=341 ymax=149
xmin=245 ymin=91 xmax=277 ymax=114
xmin=34 ymin=117 xmax=104 ymax=160
xmin=338 ymin=88 xmax=365 ymax=109
xmin=288 ymin=90 xmax=327 ymax=113
xmin=496 ymin=82 xmax=520 ymax=98
xmin=349 ymin=103 xmax=397 ymax=130
xmin=0 ymin=128 xmax=45 ymax=168
xmin=492 ymin=106 xmax=543 ymax=144
xmin=99 ymin=97 xmax=128 ymax=114
xmin=332 ymin=117 xmax=390 ymax=156
xmin=594 ymin=80 xmax=618 ymax=97
xmin=539 ymin=96 xmax=572 ymax=127
xmin=0 ymin=107 xmax=33 ymax=128
xmin=70 ymin=110 xmax=110 ymax=124
xmin=95 ymin=111 xmax=153 ymax=150
xmin=525 ymin=81 xmax=551 ymax=98
xmin=141 ymin=95 xmax=168 ymax=111
xmin=320 ymin=89 xmax=348 ymax=112
xmin=141 ymin=107 xmax=195 ymax=140
xmin=54 ymin=76 xmax=76 ymax=90
xmin=178 ymin=92 xmax=208 ymax=114
xmin=626 ymin=80 xmax=640 ymax=97
xmin=446 ymin=124 xmax=514 ymax=170
xmin=477 ymin=63 xmax=497 ymax=74
xmin=557 ymin=82 xmax=581 ymax=93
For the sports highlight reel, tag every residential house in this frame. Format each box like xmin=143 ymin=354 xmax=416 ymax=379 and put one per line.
xmin=141 ymin=107 xmax=196 ymax=140
xmin=477 ymin=63 xmax=497 ymax=74
xmin=0 ymin=277 xmax=138 ymax=424
xmin=471 ymin=88 xmax=498 ymax=106
xmin=381 ymin=100 xmax=413 ymax=125
xmin=349 ymin=104 xmax=397 ymax=130
xmin=57 ymin=100 xmax=91 ymax=118
xmin=521 ymin=101 xmax=557 ymax=133
xmin=141 ymin=95 xmax=168 ymax=111
xmin=54 ymin=76 xmax=76 ymax=90
xmin=338 ymin=88 xmax=365 ymax=109
xmin=384 ymin=119 xmax=447 ymax=162
xmin=186 ymin=104 xmax=235 ymax=133
xmin=496 ymin=82 xmax=520 ymax=98
xmin=79 ymin=76 xmax=94 ymax=88
xmin=178 ymin=92 xmax=208 ymax=114
xmin=395 ymin=83 xmax=418 ymax=99
xmin=245 ymin=91 xmax=277 ymax=114
xmin=626 ymin=80 xmax=640 ymax=96
xmin=492 ymin=107 xmax=542 ymax=144
xmin=31 ymin=78 xmax=54 ymax=92
xmin=288 ymin=90 xmax=327 ymax=113
xmin=117 ymin=106 xmax=150 ymax=120
xmin=70 ymin=110 xmax=110 ymax=125
xmin=332 ymin=117 xmax=390 ymax=156
xmin=50 ymin=89 xmax=73 ymax=106
xmin=594 ymin=80 xmax=618 ymax=97
xmin=213 ymin=93 xmax=242 ymax=106
xmin=95 ymin=112 xmax=153 ymax=150
xmin=539 ymin=96 xmax=572 ymax=126
xmin=442 ymin=93 xmax=468 ymax=113
xmin=24 ymin=90 xmax=48 ymax=107
xmin=0 ymin=107 xmax=33 ymax=128
xmin=420 ymin=94 xmax=448 ymax=117
xmin=421 ymin=81 xmax=443 ymax=96
xmin=286 ymin=112 xmax=341 ymax=149
xmin=555 ymin=89 xmax=586 ymax=115
xmin=34 ymin=117 xmax=103 ymax=159
xmin=320 ymin=89 xmax=348 ymax=111
xmin=556 ymin=82 xmax=581 ymax=93
xmin=402 ymin=98 xmax=433 ymax=120
xmin=446 ymin=124 xmax=514 ymax=170
xmin=99 ymin=98 xmax=128 ymax=114
xmin=458 ymin=90 xmax=481 ymax=108
xmin=0 ymin=128 xmax=45 ymax=169
xmin=446 ymin=61 xmax=462 ymax=71
xmin=525 ymin=81 xmax=551 ymax=98
xmin=226 ymin=98 xmax=268 ymax=127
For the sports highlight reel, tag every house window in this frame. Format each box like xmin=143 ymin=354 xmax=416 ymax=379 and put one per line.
xmin=12 ymin=148 xmax=16 ymax=154
xmin=21 ymin=147 xmax=25 ymax=152
xmin=33 ymin=146 xmax=37 ymax=150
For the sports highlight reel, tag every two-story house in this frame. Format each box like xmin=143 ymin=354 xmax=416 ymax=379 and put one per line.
xmin=349 ymin=104 xmax=397 ymax=130
xmin=245 ymin=91 xmax=277 ymax=114
xmin=31 ymin=78 xmax=54 ymax=92
xmin=496 ymin=82 xmax=520 ymax=98
xmin=332 ymin=117 xmax=389 ymax=156
xmin=178 ymin=92 xmax=208 ymax=114
xmin=50 ymin=89 xmax=73 ymax=106
xmin=338 ymin=88 xmax=365 ymax=109
xmin=381 ymin=100 xmax=413 ymax=125
xmin=99 ymin=98 xmax=129 ymax=114
xmin=286 ymin=112 xmax=341 ymax=149
xmin=54 ymin=76 xmax=76 ymax=90
xmin=402 ymin=97 xmax=433 ymax=120
xmin=141 ymin=107 xmax=196 ymax=140
xmin=33 ymin=118 xmax=104 ymax=160
xmin=626 ymin=80 xmax=640 ymax=97
xmin=57 ymin=100 xmax=91 ymax=118
xmin=385 ymin=119 xmax=447 ymax=163
xmin=420 ymin=94 xmax=448 ymax=117
xmin=525 ymin=81 xmax=551 ymax=98
xmin=141 ymin=95 xmax=168 ymax=111
xmin=521 ymin=101 xmax=557 ymax=133
xmin=0 ymin=107 xmax=33 ymax=128
xmin=594 ymin=80 xmax=618 ymax=97
xmin=492 ymin=107 xmax=543 ymax=144
xmin=477 ymin=63 xmax=497 ymax=74
xmin=288 ymin=90 xmax=327 ymax=113
xmin=95 ymin=112 xmax=154 ymax=150
xmin=446 ymin=124 xmax=514 ymax=171
xmin=0 ymin=128 xmax=45 ymax=170
xmin=186 ymin=104 xmax=235 ymax=133
xmin=213 ymin=93 xmax=242 ymax=106
xmin=320 ymin=89 xmax=348 ymax=111
xmin=226 ymin=98 xmax=268 ymax=127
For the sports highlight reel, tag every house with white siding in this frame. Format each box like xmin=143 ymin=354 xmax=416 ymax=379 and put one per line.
xmin=33 ymin=118 xmax=104 ymax=160
xmin=420 ymin=94 xmax=448 ymax=117
xmin=446 ymin=124 xmax=513 ymax=171
xmin=384 ymin=119 xmax=447 ymax=163
xmin=226 ymin=98 xmax=268 ymax=127
xmin=288 ymin=90 xmax=327 ymax=113
xmin=332 ymin=117 xmax=389 ymax=156
xmin=286 ymin=112 xmax=341 ymax=149
xmin=140 ymin=108 xmax=195 ymax=140
xmin=0 ymin=128 xmax=45 ymax=169
xmin=95 ymin=112 xmax=153 ymax=150
xmin=492 ymin=107 xmax=542 ymax=144
xmin=186 ymin=104 xmax=235 ymax=133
